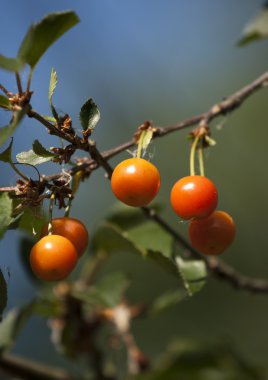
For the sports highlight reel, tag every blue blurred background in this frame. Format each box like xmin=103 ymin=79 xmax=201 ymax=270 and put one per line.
xmin=1 ymin=0 xmax=268 ymax=371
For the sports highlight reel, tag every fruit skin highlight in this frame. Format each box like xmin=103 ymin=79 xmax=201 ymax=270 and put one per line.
xmin=170 ymin=175 xmax=218 ymax=220
xmin=30 ymin=235 xmax=78 ymax=281
xmin=111 ymin=157 xmax=160 ymax=207
xmin=189 ymin=210 xmax=236 ymax=255
xmin=41 ymin=217 xmax=89 ymax=258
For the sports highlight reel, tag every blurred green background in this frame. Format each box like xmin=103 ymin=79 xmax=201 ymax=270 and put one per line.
xmin=0 ymin=0 xmax=268 ymax=373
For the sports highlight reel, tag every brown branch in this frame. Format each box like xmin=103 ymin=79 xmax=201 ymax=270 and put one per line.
xmin=142 ymin=206 xmax=268 ymax=293
xmin=0 ymin=353 xmax=72 ymax=380
xmin=101 ymin=71 xmax=268 ymax=159
xmin=1 ymin=72 xmax=268 ymax=294
xmin=28 ymin=110 xmax=74 ymax=143
xmin=15 ymin=72 xmax=23 ymax=95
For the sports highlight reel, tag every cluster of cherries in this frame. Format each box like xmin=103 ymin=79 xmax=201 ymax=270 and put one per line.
xmin=30 ymin=217 xmax=88 ymax=281
xmin=30 ymin=151 xmax=235 ymax=281
xmin=111 ymin=157 xmax=235 ymax=256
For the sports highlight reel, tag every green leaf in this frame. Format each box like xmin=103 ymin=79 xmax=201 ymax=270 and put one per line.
xmin=79 ymin=98 xmax=100 ymax=131
xmin=0 ymin=107 xmax=28 ymax=148
xmin=42 ymin=115 xmax=57 ymax=123
xmin=175 ymin=257 xmax=207 ymax=296
xmin=74 ymin=272 xmax=130 ymax=308
xmin=107 ymin=204 xmax=148 ymax=229
xmin=149 ymin=289 xmax=185 ymax=316
xmin=16 ymin=140 xmax=55 ymax=165
xmin=32 ymin=139 xmax=54 ymax=158
xmin=139 ymin=129 xmax=154 ymax=156
xmin=0 ymin=193 xmax=13 ymax=240
xmin=92 ymin=223 xmax=179 ymax=278
xmin=18 ymin=206 xmax=47 ymax=237
xmin=0 ymin=55 xmax=23 ymax=72
xmin=16 ymin=150 xmax=54 ymax=165
xmin=127 ymin=221 xmax=173 ymax=258
xmin=17 ymin=11 xmax=80 ymax=69
xmin=0 ymin=95 xmax=11 ymax=109
xmin=237 ymin=8 xmax=268 ymax=46
xmin=48 ymin=68 xmax=59 ymax=120
xmin=0 ymin=138 xmax=13 ymax=163
xmin=0 ymin=270 xmax=7 ymax=321
xmin=0 ymin=303 xmax=34 ymax=353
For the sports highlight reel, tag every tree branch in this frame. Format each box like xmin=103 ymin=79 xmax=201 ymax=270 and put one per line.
xmin=1 ymin=72 xmax=268 ymax=294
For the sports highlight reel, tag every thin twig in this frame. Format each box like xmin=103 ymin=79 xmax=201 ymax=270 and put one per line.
xmin=1 ymin=72 xmax=268 ymax=294
xmin=15 ymin=72 xmax=23 ymax=95
xmin=0 ymin=83 xmax=10 ymax=96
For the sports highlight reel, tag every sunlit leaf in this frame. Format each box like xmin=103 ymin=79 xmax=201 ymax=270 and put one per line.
xmin=17 ymin=11 xmax=80 ymax=69
xmin=175 ymin=257 xmax=207 ymax=296
xmin=0 ymin=193 xmax=13 ymax=240
xmin=16 ymin=140 xmax=55 ymax=166
xmin=237 ymin=7 xmax=268 ymax=46
xmin=138 ymin=129 xmax=154 ymax=157
xmin=0 ymin=55 xmax=23 ymax=72
xmin=0 ymin=270 xmax=7 ymax=321
xmin=79 ymin=98 xmax=100 ymax=131
xmin=48 ymin=68 xmax=59 ymax=120
xmin=0 ymin=95 xmax=11 ymax=109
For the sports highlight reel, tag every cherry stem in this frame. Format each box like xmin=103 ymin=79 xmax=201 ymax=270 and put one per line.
xmin=190 ymin=135 xmax=200 ymax=176
xmin=64 ymin=198 xmax=72 ymax=217
xmin=198 ymin=146 xmax=205 ymax=176
xmin=48 ymin=193 xmax=56 ymax=235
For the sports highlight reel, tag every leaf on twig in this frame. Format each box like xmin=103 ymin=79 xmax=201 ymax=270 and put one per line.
xmin=0 ymin=138 xmax=13 ymax=163
xmin=79 ymin=98 xmax=100 ymax=131
xmin=0 ymin=55 xmax=23 ymax=72
xmin=16 ymin=139 xmax=55 ymax=165
xmin=17 ymin=11 xmax=80 ymax=69
xmin=0 ymin=193 xmax=13 ymax=240
xmin=48 ymin=68 xmax=59 ymax=120
xmin=92 ymin=222 xmax=179 ymax=278
xmin=0 ymin=95 xmax=11 ymax=109
xmin=237 ymin=7 xmax=268 ymax=46
xmin=175 ymin=256 xmax=207 ymax=296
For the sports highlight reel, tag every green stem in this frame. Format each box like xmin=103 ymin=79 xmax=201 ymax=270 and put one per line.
xmin=64 ymin=198 xmax=72 ymax=217
xmin=198 ymin=146 xmax=205 ymax=176
xmin=26 ymin=69 xmax=33 ymax=93
xmin=10 ymin=162 xmax=28 ymax=181
xmin=48 ymin=193 xmax=56 ymax=235
xmin=190 ymin=135 xmax=200 ymax=176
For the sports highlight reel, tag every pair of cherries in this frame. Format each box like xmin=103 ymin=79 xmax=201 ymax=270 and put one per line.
xmin=111 ymin=157 xmax=235 ymax=256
